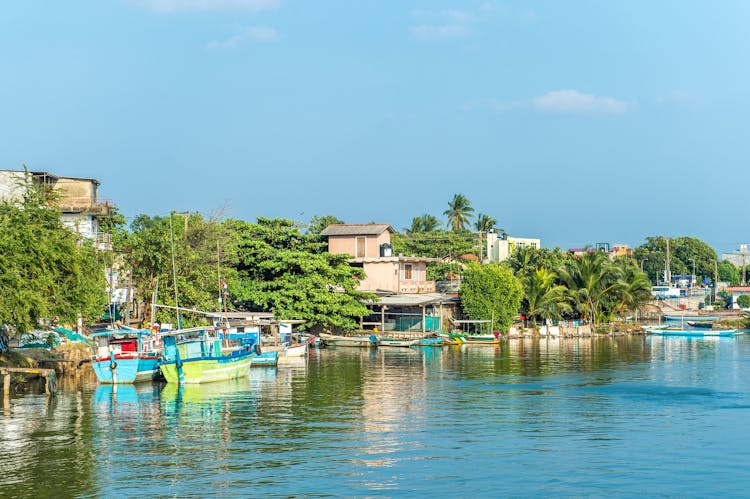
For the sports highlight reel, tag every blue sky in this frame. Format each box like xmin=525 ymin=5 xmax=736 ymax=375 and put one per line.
xmin=1 ymin=1 xmax=748 ymax=253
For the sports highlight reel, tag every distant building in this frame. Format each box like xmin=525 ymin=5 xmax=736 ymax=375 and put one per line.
xmin=321 ymin=224 xmax=438 ymax=294
xmin=486 ymin=232 xmax=541 ymax=263
xmin=568 ymin=243 xmax=633 ymax=260
xmin=725 ymin=286 xmax=750 ymax=309
xmin=0 ymin=169 xmax=113 ymax=250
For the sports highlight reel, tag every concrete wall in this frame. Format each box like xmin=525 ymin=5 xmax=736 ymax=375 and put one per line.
xmin=61 ymin=213 xmax=98 ymax=240
xmin=328 ymin=231 xmax=391 ymax=258
xmin=54 ymin=178 xmax=98 ymax=207
xmin=486 ymin=234 xmax=541 ymax=263
xmin=0 ymin=170 xmax=27 ymax=203
xmin=358 ymin=260 xmax=433 ymax=293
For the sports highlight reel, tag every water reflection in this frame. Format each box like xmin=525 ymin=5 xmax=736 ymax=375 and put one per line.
xmin=3 ymin=336 xmax=750 ymax=497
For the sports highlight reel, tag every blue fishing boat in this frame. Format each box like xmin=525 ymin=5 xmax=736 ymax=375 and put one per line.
xmin=91 ymin=327 xmax=160 ymax=384
xmin=417 ymin=337 xmax=445 ymax=347
xmin=663 ymin=315 xmax=719 ymax=322
xmin=159 ymin=326 xmax=260 ymax=384
xmin=646 ymin=328 xmax=739 ymax=337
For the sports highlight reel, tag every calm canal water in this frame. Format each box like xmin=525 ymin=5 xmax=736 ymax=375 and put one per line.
xmin=3 ymin=336 xmax=750 ymax=498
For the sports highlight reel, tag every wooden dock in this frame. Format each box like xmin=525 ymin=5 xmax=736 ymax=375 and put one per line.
xmin=1 ymin=367 xmax=57 ymax=397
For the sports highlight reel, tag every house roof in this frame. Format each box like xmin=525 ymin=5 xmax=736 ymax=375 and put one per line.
xmin=365 ymin=293 xmax=459 ymax=307
xmin=320 ymin=224 xmax=395 ymax=236
xmin=726 ymin=287 xmax=750 ymax=293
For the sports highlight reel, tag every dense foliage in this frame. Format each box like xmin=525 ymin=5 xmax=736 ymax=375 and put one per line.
xmin=228 ymin=218 xmax=372 ymax=332
xmin=391 ymin=230 xmax=477 ymax=259
xmin=459 ymin=263 xmax=523 ymax=332
xmin=634 ymin=236 xmax=717 ymax=284
xmin=0 ymin=184 xmax=107 ymax=339
xmin=120 ymin=213 xmax=239 ymax=326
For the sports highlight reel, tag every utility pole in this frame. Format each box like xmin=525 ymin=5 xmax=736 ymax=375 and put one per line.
xmin=664 ymin=237 xmax=671 ymax=286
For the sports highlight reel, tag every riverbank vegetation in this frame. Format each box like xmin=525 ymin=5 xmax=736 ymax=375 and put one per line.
xmin=0 ymin=187 xmax=744 ymax=344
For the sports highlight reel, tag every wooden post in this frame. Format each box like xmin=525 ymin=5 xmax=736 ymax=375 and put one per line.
xmin=381 ymin=306 xmax=386 ymax=332
xmin=3 ymin=370 xmax=10 ymax=400
xmin=422 ymin=305 xmax=426 ymax=335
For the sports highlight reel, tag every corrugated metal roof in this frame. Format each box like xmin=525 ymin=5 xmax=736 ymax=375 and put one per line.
xmin=320 ymin=224 xmax=394 ymax=236
xmin=366 ymin=293 xmax=458 ymax=307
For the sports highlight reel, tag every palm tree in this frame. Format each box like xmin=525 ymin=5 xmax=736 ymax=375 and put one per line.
xmin=613 ymin=262 xmax=652 ymax=319
xmin=523 ymin=268 xmax=572 ymax=327
xmin=407 ymin=214 xmax=441 ymax=234
xmin=557 ymin=251 xmax=622 ymax=325
xmin=444 ymin=194 xmax=475 ymax=231
xmin=474 ymin=213 xmax=497 ymax=233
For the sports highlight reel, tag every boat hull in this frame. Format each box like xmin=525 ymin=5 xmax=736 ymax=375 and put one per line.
xmin=319 ymin=333 xmax=378 ymax=347
xmin=646 ymin=329 xmax=738 ymax=337
xmin=92 ymin=355 xmax=160 ymax=384
xmin=251 ymin=351 xmax=279 ymax=366
xmin=379 ymin=339 xmax=419 ymax=347
xmin=160 ymin=352 xmax=255 ymax=384
xmin=664 ymin=315 xmax=719 ymax=322
xmin=284 ymin=343 xmax=307 ymax=357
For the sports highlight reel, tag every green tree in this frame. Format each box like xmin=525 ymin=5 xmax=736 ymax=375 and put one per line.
xmin=119 ymin=213 xmax=238 ymax=326
xmin=521 ymin=268 xmax=571 ymax=327
xmin=0 ymin=182 xmax=107 ymax=341
xmin=407 ymin=214 xmax=442 ymax=234
xmin=557 ymin=252 xmax=622 ymax=325
xmin=228 ymin=218 xmax=372 ymax=332
xmin=474 ymin=213 xmax=497 ymax=233
xmin=718 ymin=261 xmax=740 ymax=285
xmin=307 ymin=215 xmax=344 ymax=236
xmin=507 ymin=246 xmax=572 ymax=280
xmin=443 ymin=194 xmax=475 ymax=231
xmin=391 ymin=230 xmax=476 ymax=259
xmin=737 ymin=294 xmax=750 ymax=308
xmin=612 ymin=259 xmax=652 ymax=318
xmin=634 ymin=236 xmax=717 ymax=284
xmin=460 ymin=263 xmax=523 ymax=332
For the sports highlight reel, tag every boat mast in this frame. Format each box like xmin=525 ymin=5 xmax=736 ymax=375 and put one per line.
xmin=169 ymin=214 xmax=182 ymax=329
xmin=664 ymin=238 xmax=671 ymax=286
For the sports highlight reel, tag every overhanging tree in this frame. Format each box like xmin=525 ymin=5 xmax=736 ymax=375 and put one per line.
xmin=459 ymin=263 xmax=523 ymax=332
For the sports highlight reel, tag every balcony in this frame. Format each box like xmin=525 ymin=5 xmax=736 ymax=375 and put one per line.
xmin=398 ymin=280 xmax=436 ymax=294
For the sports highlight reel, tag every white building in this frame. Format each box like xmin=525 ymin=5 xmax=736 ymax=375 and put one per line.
xmin=0 ymin=169 xmax=113 ymax=250
xmin=486 ymin=232 xmax=541 ymax=263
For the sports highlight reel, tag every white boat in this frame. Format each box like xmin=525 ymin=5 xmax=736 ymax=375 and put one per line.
xmin=284 ymin=342 xmax=307 ymax=357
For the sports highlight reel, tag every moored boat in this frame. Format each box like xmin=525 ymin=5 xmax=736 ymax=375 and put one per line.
xmin=91 ymin=327 xmax=160 ymax=384
xmin=417 ymin=337 xmax=445 ymax=347
xmin=159 ymin=326 xmax=259 ymax=384
xmin=379 ymin=338 xmax=419 ymax=347
xmin=251 ymin=351 xmax=279 ymax=367
xmin=283 ymin=342 xmax=308 ymax=357
xmin=686 ymin=321 xmax=713 ymax=329
xmin=462 ymin=334 xmax=502 ymax=345
xmin=664 ymin=315 xmax=719 ymax=322
xmin=319 ymin=333 xmax=379 ymax=347
xmin=646 ymin=328 xmax=739 ymax=337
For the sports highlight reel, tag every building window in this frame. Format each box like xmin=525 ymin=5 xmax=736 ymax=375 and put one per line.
xmin=356 ymin=237 xmax=366 ymax=258
xmin=404 ymin=263 xmax=413 ymax=280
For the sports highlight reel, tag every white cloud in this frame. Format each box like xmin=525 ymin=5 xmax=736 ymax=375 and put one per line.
xmin=207 ymin=26 xmax=278 ymax=49
xmin=410 ymin=24 xmax=469 ymax=40
xmin=533 ymin=90 xmax=628 ymax=114
xmin=134 ymin=0 xmax=279 ymax=12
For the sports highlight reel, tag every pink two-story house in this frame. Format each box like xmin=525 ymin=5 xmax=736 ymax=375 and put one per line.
xmin=320 ymin=224 xmax=438 ymax=294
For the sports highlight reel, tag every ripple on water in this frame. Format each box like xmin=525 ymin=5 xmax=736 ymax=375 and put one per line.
xmin=3 ymin=337 xmax=750 ymax=496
